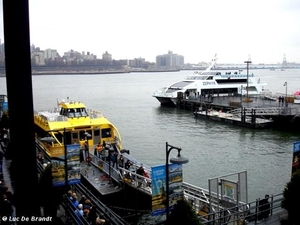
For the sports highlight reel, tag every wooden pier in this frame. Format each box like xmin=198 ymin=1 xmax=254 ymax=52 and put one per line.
xmin=177 ymin=95 xmax=300 ymax=130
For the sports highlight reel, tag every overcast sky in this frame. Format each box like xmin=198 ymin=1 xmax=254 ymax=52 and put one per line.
xmin=1 ymin=0 xmax=300 ymax=64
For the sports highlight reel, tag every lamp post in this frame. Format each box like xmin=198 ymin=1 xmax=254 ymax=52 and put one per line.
xmin=165 ymin=142 xmax=189 ymax=224
xmin=244 ymin=60 xmax=252 ymax=101
xmin=284 ymin=82 xmax=288 ymax=107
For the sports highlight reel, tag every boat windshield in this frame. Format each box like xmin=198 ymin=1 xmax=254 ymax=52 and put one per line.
xmin=167 ymin=81 xmax=193 ymax=93
xmin=60 ymin=107 xmax=88 ymax=118
xmin=186 ymin=76 xmax=209 ymax=80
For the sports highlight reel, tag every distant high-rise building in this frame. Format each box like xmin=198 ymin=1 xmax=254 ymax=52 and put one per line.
xmin=31 ymin=50 xmax=45 ymax=66
xmin=44 ymin=48 xmax=58 ymax=59
xmin=102 ymin=51 xmax=112 ymax=62
xmin=129 ymin=57 xmax=145 ymax=68
xmin=156 ymin=50 xmax=184 ymax=69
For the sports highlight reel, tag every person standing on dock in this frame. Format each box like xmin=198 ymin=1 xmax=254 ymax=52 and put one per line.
xmin=136 ymin=165 xmax=145 ymax=187
xmin=94 ymin=143 xmax=103 ymax=158
xmin=0 ymin=149 xmax=4 ymax=174
xmin=118 ymin=154 xmax=124 ymax=168
xmin=259 ymin=194 xmax=270 ymax=220
xmin=84 ymin=141 xmax=89 ymax=160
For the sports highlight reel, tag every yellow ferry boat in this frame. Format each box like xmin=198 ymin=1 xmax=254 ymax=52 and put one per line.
xmin=34 ymin=98 xmax=122 ymax=156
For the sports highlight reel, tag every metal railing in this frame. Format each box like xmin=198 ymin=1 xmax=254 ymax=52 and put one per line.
xmin=73 ymin=183 xmax=130 ymax=225
xmin=199 ymin=193 xmax=284 ymax=225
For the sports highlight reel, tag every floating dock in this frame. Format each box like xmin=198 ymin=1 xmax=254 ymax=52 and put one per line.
xmin=194 ymin=109 xmax=274 ymax=129
xmin=177 ymin=95 xmax=300 ymax=130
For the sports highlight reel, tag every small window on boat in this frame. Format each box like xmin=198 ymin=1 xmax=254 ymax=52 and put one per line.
xmin=101 ymin=128 xmax=111 ymax=138
xmin=68 ymin=109 xmax=75 ymax=118
xmin=60 ymin=108 xmax=68 ymax=116
xmin=72 ymin=132 xmax=78 ymax=140
xmin=81 ymin=108 xmax=88 ymax=117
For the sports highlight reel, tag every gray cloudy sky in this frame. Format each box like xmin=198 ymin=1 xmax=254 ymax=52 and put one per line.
xmin=1 ymin=0 xmax=300 ymax=64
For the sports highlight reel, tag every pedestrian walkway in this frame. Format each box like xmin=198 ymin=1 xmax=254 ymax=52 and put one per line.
xmin=248 ymin=209 xmax=288 ymax=225
xmin=1 ymin=157 xmax=14 ymax=193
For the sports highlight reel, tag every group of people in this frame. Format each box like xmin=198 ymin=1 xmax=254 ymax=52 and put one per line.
xmin=278 ymin=96 xmax=286 ymax=106
xmin=0 ymin=181 xmax=14 ymax=224
xmin=67 ymin=190 xmax=106 ymax=225
xmin=93 ymin=142 xmax=123 ymax=169
xmin=90 ymin=141 xmax=151 ymax=188
xmin=0 ymin=128 xmax=9 ymax=176
xmin=123 ymin=161 xmax=150 ymax=188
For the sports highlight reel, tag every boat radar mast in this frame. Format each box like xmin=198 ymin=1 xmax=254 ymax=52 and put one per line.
xmin=201 ymin=54 xmax=217 ymax=74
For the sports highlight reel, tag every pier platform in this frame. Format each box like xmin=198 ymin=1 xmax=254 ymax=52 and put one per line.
xmin=179 ymin=95 xmax=300 ymax=130
xmin=248 ymin=209 xmax=288 ymax=225
xmin=194 ymin=109 xmax=273 ymax=128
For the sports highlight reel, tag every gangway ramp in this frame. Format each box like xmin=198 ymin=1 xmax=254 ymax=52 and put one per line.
xmin=229 ymin=107 xmax=285 ymax=116
xmin=89 ymin=152 xmax=234 ymax=214
xmin=183 ymin=182 xmax=220 ymax=214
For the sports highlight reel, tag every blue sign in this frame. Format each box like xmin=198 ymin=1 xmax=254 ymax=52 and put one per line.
xmin=2 ymin=102 xmax=8 ymax=112
xmin=293 ymin=141 xmax=300 ymax=153
xmin=292 ymin=141 xmax=300 ymax=174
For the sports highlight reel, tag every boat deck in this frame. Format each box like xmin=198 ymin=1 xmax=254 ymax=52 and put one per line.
xmin=80 ymin=162 xmax=121 ymax=195
xmin=80 ymin=151 xmax=122 ymax=195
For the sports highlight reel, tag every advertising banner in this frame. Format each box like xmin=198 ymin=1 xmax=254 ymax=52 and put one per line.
xmin=151 ymin=164 xmax=183 ymax=216
xmin=292 ymin=141 xmax=300 ymax=175
xmin=51 ymin=144 xmax=81 ymax=186
xmin=66 ymin=144 xmax=81 ymax=185
xmin=1 ymin=102 xmax=8 ymax=113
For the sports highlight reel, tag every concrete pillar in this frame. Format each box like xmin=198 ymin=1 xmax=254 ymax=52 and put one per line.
xmin=3 ymin=0 xmax=40 ymax=217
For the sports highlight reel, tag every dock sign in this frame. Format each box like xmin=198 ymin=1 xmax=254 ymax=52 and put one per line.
xmin=151 ymin=164 xmax=183 ymax=216
xmin=292 ymin=141 xmax=300 ymax=174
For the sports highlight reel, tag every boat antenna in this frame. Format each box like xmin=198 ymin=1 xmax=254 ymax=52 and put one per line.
xmin=201 ymin=53 xmax=217 ymax=74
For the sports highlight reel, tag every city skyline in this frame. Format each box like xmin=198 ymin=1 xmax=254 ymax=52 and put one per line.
xmin=0 ymin=0 xmax=300 ymax=64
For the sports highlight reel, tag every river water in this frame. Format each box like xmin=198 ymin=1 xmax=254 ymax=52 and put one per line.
xmin=1 ymin=68 xmax=300 ymax=202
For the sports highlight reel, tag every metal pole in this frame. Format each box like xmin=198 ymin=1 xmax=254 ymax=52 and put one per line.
xmin=244 ymin=61 xmax=252 ymax=100
xmin=166 ymin=142 xmax=170 ymax=225
xmin=241 ymin=85 xmax=243 ymax=104
xmin=109 ymin=152 xmax=111 ymax=183
xmin=64 ymin=128 xmax=68 ymax=187
xmin=247 ymin=63 xmax=249 ymax=99
xmin=165 ymin=142 xmax=189 ymax=224
xmin=285 ymin=82 xmax=288 ymax=107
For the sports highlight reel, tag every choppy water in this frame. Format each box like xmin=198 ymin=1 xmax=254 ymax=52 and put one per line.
xmin=1 ymin=68 xmax=300 ymax=201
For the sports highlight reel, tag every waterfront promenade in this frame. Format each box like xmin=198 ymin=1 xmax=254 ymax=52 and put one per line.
xmin=248 ymin=210 xmax=288 ymax=225
xmin=0 ymin=151 xmax=290 ymax=225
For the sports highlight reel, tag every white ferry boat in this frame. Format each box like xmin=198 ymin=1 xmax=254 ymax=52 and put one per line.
xmin=153 ymin=56 xmax=268 ymax=106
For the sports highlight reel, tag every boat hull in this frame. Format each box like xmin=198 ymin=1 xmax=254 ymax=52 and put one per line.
xmin=154 ymin=96 xmax=177 ymax=107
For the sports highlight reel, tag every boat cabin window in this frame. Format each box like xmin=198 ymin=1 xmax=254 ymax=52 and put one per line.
xmin=68 ymin=109 xmax=75 ymax=118
xmin=72 ymin=132 xmax=79 ymax=143
xmin=79 ymin=130 xmax=92 ymax=141
xmin=60 ymin=108 xmax=68 ymax=116
xmin=59 ymin=107 xmax=88 ymax=118
xmin=80 ymin=108 xmax=88 ymax=117
xmin=101 ymin=128 xmax=111 ymax=138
